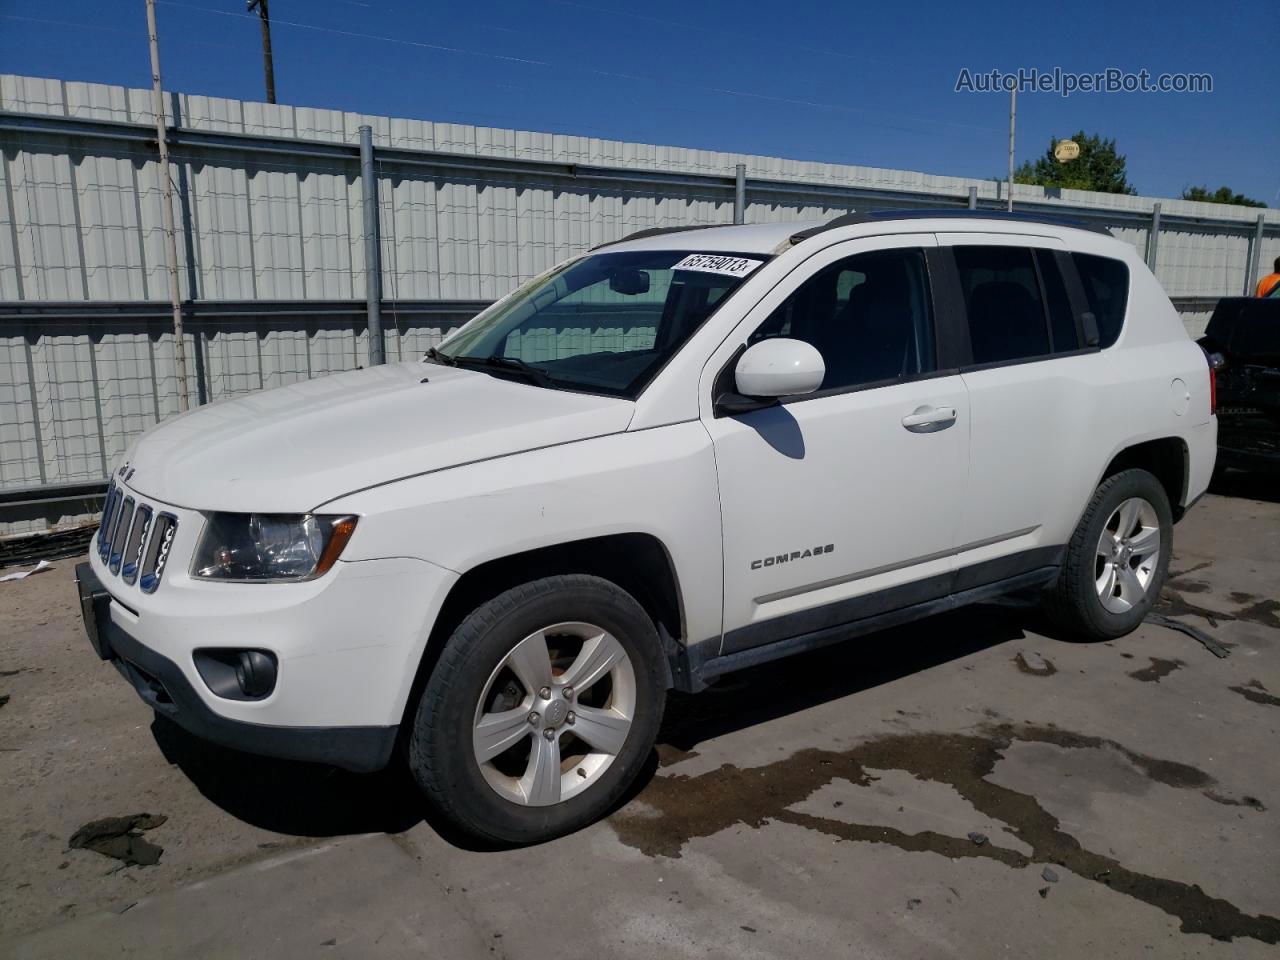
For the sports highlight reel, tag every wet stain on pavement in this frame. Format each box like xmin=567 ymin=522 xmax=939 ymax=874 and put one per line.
xmin=1127 ymin=658 xmax=1184 ymax=683
xmin=1235 ymin=599 xmax=1280 ymax=630
xmin=1013 ymin=652 xmax=1056 ymax=676
xmin=616 ymin=723 xmax=1279 ymax=943
xmin=1230 ymin=680 xmax=1280 ymax=708
xmin=1168 ymin=561 xmax=1213 ymax=581
xmin=1155 ymin=589 xmax=1226 ymax=628
xmin=1204 ymin=791 xmax=1267 ymax=812
xmin=68 ymin=814 xmax=167 ymax=867
xmin=1158 ymin=587 xmax=1280 ymax=631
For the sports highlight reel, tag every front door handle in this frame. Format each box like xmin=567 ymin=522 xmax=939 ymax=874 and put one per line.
xmin=901 ymin=405 xmax=957 ymax=433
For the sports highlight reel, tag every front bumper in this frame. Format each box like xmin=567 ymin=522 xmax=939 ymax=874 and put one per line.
xmin=76 ymin=561 xmax=397 ymax=772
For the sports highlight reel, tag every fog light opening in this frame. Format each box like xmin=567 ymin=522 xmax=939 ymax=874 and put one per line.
xmin=194 ymin=648 xmax=278 ymax=701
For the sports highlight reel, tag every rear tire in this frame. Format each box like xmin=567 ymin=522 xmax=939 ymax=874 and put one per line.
xmin=1043 ymin=468 xmax=1173 ymax=640
xmin=407 ymin=574 xmax=665 ymax=845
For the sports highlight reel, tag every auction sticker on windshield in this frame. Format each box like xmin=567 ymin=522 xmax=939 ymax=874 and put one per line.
xmin=672 ymin=254 xmax=763 ymax=278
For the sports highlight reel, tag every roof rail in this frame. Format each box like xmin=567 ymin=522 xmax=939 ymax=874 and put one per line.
xmin=591 ymin=224 xmax=717 ymax=251
xmin=790 ymin=208 xmax=1113 ymax=245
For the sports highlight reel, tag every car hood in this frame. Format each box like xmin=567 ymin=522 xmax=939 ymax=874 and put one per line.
xmin=123 ymin=362 xmax=635 ymax=512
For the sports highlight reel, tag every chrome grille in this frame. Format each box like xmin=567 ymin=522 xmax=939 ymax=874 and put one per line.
xmin=95 ymin=485 xmax=178 ymax=593
xmin=98 ymin=483 xmax=122 ymax=563
xmin=108 ymin=497 xmax=135 ymax=575
xmin=140 ymin=513 xmax=179 ymax=594
xmin=121 ymin=505 xmax=152 ymax=586
xmin=96 ymin=480 xmax=115 ymax=561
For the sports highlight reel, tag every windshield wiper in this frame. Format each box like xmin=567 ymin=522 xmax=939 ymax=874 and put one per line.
xmin=453 ymin=354 xmax=558 ymax=389
xmin=424 ymin=346 xmax=456 ymax=366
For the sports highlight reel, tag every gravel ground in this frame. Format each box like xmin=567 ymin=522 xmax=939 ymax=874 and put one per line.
xmin=1 ymin=484 xmax=1278 ymax=959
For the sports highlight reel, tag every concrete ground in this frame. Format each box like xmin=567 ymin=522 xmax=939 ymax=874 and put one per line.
xmin=1 ymin=482 xmax=1278 ymax=959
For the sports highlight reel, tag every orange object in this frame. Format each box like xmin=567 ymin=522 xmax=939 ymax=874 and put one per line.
xmin=1257 ymin=273 xmax=1280 ymax=297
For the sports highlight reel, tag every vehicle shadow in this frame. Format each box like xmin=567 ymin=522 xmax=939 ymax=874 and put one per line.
xmin=150 ymin=717 xmax=429 ymax=838
xmin=151 ymin=603 xmax=1029 ymax=847
xmin=654 ymin=604 xmax=1028 ymax=756
xmin=1209 ymin=468 xmax=1280 ymax=504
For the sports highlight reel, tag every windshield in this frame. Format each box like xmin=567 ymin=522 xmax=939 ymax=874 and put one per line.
xmin=434 ymin=250 xmax=766 ymax=397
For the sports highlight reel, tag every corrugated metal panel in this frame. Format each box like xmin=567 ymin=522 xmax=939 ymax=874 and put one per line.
xmin=0 ymin=148 xmax=22 ymax=300
xmin=0 ymin=328 xmax=40 ymax=488
xmin=5 ymin=74 xmax=1275 ymax=311
xmin=1158 ymin=226 xmax=1254 ymax=297
xmin=8 ymin=148 xmax=84 ymax=299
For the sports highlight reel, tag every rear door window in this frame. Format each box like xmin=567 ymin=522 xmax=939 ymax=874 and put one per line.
xmin=953 ymin=246 xmax=1051 ymax=364
xmin=1072 ymin=253 xmax=1129 ymax=348
xmin=1035 ymin=250 xmax=1080 ymax=353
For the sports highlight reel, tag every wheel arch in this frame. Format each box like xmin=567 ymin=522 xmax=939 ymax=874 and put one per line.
xmin=1096 ymin=436 xmax=1190 ymax=519
xmin=399 ymin=533 xmax=687 ymax=729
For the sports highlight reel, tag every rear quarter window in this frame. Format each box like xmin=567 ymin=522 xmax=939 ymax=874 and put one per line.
xmin=1072 ymin=253 xmax=1129 ymax=348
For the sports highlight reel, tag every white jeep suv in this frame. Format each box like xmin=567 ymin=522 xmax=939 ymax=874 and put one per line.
xmin=77 ymin=210 xmax=1217 ymax=844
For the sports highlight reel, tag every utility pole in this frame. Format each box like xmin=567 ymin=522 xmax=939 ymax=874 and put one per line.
xmin=1006 ymin=87 xmax=1016 ymax=212
xmin=247 ymin=0 xmax=276 ymax=103
xmin=144 ymin=0 xmax=191 ymax=412
xmin=359 ymin=126 xmax=385 ymax=366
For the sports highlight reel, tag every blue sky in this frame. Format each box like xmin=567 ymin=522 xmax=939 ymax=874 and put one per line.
xmin=2 ymin=0 xmax=1275 ymax=205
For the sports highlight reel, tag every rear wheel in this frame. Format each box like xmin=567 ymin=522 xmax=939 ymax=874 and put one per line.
xmin=1044 ymin=468 xmax=1173 ymax=640
xmin=408 ymin=575 xmax=665 ymax=845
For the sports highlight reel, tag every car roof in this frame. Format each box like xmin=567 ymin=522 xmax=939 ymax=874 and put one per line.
xmin=597 ymin=210 xmax=1117 ymax=256
xmin=595 ymin=221 xmax=817 ymax=255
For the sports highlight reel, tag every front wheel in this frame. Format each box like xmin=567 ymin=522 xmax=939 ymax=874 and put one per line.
xmin=1043 ymin=468 xmax=1173 ymax=640
xmin=407 ymin=575 xmax=665 ymax=845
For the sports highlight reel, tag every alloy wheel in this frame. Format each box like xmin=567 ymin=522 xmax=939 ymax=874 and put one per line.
xmin=471 ymin=621 xmax=636 ymax=806
xmin=1094 ymin=497 xmax=1161 ymax=613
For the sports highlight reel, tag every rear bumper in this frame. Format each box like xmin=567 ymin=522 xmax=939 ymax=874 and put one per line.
xmin=75 ymin=562 xmax=397 ymax=773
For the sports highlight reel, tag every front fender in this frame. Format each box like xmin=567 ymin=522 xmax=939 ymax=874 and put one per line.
xmin=324 ymin=422 xmax=724 ymax=654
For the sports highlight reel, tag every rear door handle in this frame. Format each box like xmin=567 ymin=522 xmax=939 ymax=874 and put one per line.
xmin=901 ymin=405 xmax=957 ymax=433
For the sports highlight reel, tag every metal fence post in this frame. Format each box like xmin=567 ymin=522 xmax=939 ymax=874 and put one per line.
xmin=1146 ymin=202 xmax=1161 ymax=271
xmin=733 ymin=163 xmax=746 ymax=225
xmin=1245 ymin=213 xmax=1265 ymax=296
xmin=359 ymin=124 xmax=385 ymax=365
xmin=967 ymin=186 xmax=977 ymax=210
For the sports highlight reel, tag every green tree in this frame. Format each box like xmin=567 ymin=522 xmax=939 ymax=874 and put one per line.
xmin=1014 ymin=131 xmax=1135 ymax=195
xmin=1180 ymin=185 xmax=1265 ymax=207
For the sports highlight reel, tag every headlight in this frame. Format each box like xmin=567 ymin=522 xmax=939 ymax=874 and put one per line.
xmin=192 ymin=513 xmax=358 ymax=582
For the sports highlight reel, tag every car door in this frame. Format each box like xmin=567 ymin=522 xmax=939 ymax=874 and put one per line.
xmin=701 ymin=234 xmax=971 ymax=655
xmin=937 ymin=233 xmax=1103 ymax=588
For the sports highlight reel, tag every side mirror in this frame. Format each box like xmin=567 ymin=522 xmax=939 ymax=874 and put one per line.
xmin=716 ymin=337 xmax=824 ymax=417
xmin=736 ymin=337 xmax=825 ymax=398
xmin=714 ymin=338 xmax=826 ymax=416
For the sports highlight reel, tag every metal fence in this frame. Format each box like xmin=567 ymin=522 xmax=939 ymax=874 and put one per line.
xmin=2 ymin=73 xmax=1278 ymax=541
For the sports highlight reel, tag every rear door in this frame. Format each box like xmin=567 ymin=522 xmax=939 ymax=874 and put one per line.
xmin=937 ymin=233 xmax=1103 ymax=585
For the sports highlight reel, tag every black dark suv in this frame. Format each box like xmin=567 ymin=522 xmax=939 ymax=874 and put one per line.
xmin=1199 ymin=297 xmax=1280 ymax=471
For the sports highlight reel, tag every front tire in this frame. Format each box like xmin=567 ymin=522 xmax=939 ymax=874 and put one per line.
xmin=408 ymin=575 xmax=665 ymax=845
xmin=1043 ymin=468 xmax=1173 ymax=640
